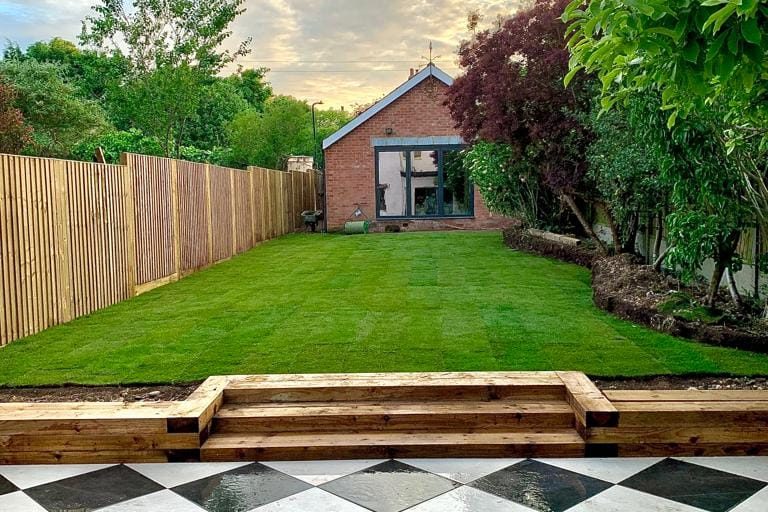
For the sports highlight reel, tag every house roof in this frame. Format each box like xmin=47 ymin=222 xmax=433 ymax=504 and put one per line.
xmin=322 ymin=63 xmax=454 ymax=150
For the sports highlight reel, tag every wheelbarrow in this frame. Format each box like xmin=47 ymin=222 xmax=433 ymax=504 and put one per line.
xmin=301 ymin=210 xmax=324 ymax=232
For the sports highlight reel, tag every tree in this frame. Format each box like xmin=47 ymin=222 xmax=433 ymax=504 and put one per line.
xmin=20 ymin=38 xmax=130 ymax=102
xmin=111 ymin=64 xmax=204 ymax=157
xmin=565 ymin=0 xmax=766 ymax=308
xmin=226 ymin=67 xmax=272 ymax=112
xmin=0 ymin=81 xmax=33 ymax=154
xmin=446 ymin=0 xmax=606 ymax=252
xmin=80 ymin=0 xmax=251 ymax=73
xmin=185 ymin=79 xmax=250 ymax=150
xmin=564 ymin=0 xmax=768 ymax=236
xmin=0 ymin=59 xmax=109 ymax=157
xmin=229 ymin=97 xmax=349 ymax=169
xmin=585 ymin=93 xmax=669 ymax=254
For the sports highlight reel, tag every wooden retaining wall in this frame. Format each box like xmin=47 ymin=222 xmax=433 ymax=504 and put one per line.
xmin=1 ymin=372 xmax=766 ymax=464
xmin=0 ymin=153 xmax=317 ymax=346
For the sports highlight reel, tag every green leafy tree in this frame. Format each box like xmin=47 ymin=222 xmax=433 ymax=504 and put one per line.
xmin=0 ymin=80 xmax=33 ymax=154
xmin=463 ymin=142 xmax=548 ymax=228
xmin=585 ymin=94 xmax=669 ymax=254
xmin=21 ymin=38 xmax=130 ymax=102
xmin=565 ymin=0 xmax=767 ymax=309
xmin=185 ymin=79 xmax=250 ymax=150
xmin=226 ymin=67 xmax=272 ymax=111
xmin=80 ymin=0 xmax=251 ymax=73
xmin=229 ymin=97 xmax=349 ymax=169
xmin=0 ymin=59 xmax=109 ymax=157
xmin=71 ymin=128 xmax=164 ymax=163
xmin=111 ymin=64 xmax=204 ymax=157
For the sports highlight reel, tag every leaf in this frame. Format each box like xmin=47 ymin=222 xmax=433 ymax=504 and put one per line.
xmin=706 ymin=31 xmax=728 ymax=61
xmin=682 ymin=40 xmax=700 ymax=62
xmin=667 ymin=109 xmax=679 ymax=129
xmin=563 ymin=65 xmax=583 ymax=87
xmin=702 ymin=3 xmax=738 ymax=33
xmin=741 ymin=17 xmax=762 ymax=44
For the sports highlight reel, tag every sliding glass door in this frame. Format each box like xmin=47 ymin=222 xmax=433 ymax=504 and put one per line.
xmin=376 ymin=147 xmax=472 ymax=219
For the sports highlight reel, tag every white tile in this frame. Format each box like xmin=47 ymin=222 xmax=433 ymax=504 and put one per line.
xmin=398 ymin=458 xmax=523 ymax=484
xmin=251 ymin=487 xmax=368 ymax=512
xmin=405 ymin=486 xmax=536 ymax=512
xmin=535 ymin=458 xmax=663 ymax=484
xmin=0 ymin=491 xmax=47 ymax=512
xmin=96 ymin=489 xmax=206 ymax=511
xmin=126 ymin=462 xmax=252 ymax=488
xmin=731 ymin=486 xmax=768 ymax=512
xmin=0 ymin=464 xmax=115 ymax=489
xmin=260 ymin=460 xmax=386 ymax=486
xmin=675 ymin=457 xmax=768 ymax=483
xmin=566 ymin=486 xmax=707 ymax=512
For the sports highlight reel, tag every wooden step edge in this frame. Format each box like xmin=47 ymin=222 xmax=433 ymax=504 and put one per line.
xmin=604 ymin=390 xmax=768 ymax=402
xmin=227 ymin=372 xmax=564 ymax=386
xmin=215 ymin=401 xmax=575 ymax=417
xmin=201 ymin=430 xmax=586 ymax=461
xmin=558 ymin=372 xmax=618 ymax=428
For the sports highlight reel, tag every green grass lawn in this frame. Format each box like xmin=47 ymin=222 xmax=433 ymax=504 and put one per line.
xmin=2 ymin=231 xmax=767 ymax=386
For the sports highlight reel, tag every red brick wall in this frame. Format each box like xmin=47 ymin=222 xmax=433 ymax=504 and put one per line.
xmin=324 ymin=77 xmax=511 ymax=231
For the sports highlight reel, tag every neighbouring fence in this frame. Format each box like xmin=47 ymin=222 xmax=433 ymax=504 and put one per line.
xmin=0 ymin=153 xmax=317 ymax=346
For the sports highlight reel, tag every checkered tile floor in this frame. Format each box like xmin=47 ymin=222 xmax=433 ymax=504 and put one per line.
xmin=0 ymin=457 xmax=766 ymax=511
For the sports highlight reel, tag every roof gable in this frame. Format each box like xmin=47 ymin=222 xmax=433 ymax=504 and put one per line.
xmin=322 ymin=64 xmax=454 ymax=150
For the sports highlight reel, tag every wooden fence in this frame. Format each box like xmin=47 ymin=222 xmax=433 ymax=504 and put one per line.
xmin=0 ymin=153 xmax=317 ymax=346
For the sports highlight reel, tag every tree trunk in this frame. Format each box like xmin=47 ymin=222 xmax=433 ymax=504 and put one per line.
xmin=622 ymin=212 xmax=640 ymax=254
xmin=654 ymin=244 xmax=672 ymax=272
xmin=705 ymin=231 xmax=741 ymax=307
xmin=653 ymin=211 xmax=664 ymax=263
xmin=603 ymin=204 xmax=621 ymax=254
xmin=561 ymin=194 xmax=608 ymax=255
xmin=725 ymin=267 xmax=744 ymax=310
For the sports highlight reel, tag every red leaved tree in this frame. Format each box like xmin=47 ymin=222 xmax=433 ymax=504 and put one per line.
xmin=446 ymin=0 xmax=606 ymax=253
xmin=0 ymin=81 xmax=33 ymax=154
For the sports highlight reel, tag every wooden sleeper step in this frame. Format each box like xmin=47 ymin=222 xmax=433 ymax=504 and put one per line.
xmin=213 ymin=400 xmax=575 ymax=433
xmin=201 ymin=430 xmax=586 ymax=461
xmin=225 ymin=372 xmax=566 ymax=403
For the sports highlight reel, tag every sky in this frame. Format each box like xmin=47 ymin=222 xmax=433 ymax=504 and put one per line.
xmin=0 ymin=0 xmax=526 ymax=109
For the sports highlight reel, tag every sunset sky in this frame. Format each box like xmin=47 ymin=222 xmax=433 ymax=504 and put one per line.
xmin=0 ymin=0 xmax=525 ymax=109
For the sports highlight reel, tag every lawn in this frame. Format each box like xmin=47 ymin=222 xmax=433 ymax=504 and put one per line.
xmin=1 ymin=231 xmax=767 ymax=386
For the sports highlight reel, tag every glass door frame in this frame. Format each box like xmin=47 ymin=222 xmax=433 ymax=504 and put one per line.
xmin=374 ymin=145 xmax=473 ymax=220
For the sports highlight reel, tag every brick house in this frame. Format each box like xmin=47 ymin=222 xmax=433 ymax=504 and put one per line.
xmin=322 ymin=64 xmax=511 ymax=231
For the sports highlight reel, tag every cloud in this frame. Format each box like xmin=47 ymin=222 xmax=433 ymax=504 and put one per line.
xmin=1 ymin=0 xmax=527 ymax=108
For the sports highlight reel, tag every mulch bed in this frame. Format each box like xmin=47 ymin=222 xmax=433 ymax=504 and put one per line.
xmin=0 ymin=384 xmax=201 ymax=403
xmin=503 ymin=226 xmax=599 ymax=268
xmin=593 ymin=254 xmax=768 ymax=353
xmin=595 ymin=376 xmax=768 ymax=391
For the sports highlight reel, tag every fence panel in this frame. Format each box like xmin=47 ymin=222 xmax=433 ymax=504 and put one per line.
xmin=65 ymin=161 xmax=131 ymax=319
xmin=209 ymin=165 xmax=234 ymax=263
xmin=127 ymin=154 xmax=175 ymax=285
xmin=176 ymin=160 xmax=210 ymax=273
xmin=234 ymin=171 xmax=254 ymax=253
xmin=0 ymin=153 xmax=317 ymax=346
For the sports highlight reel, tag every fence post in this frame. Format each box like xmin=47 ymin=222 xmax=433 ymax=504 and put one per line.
xmin=205 ymin=164 xmax=214 ymax=265
xmin=170 ymin=159 xmax=181 ymax=277
xmin=249 ymin=169 xmax=256 ymax=246
xmin=52 ymin=160 xmax=73 ymax=323
xmin=231 ymin=170 xmax=237 ymax=255
xmin=120 ymin=154 xmax=137 ymax=297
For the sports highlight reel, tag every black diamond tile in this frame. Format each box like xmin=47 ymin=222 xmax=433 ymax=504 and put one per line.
xmin=0 ymin=475 xmax=18 ymax=496
xmin=25 ymin=464 xmax=163 ymax=512
xmin=320 ymin=459 xmax=460 ymax=512
xmin=469 ymin=459 xmax=612 ymax=512
xmin=172 ymin=462 xmax=311 ymax=512
xmin=620 ymin=458 xmax=767 ymax=512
